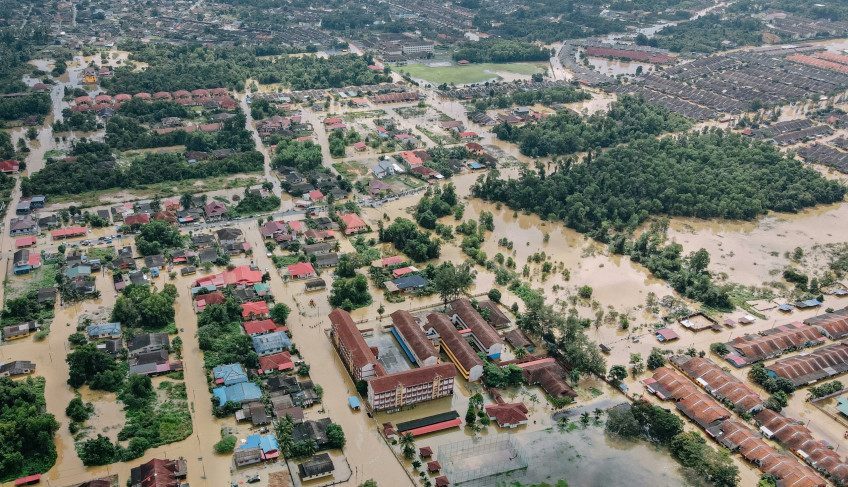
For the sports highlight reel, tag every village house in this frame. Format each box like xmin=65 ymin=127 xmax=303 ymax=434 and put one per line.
xmin=213 ymin=363 xmax=248 ymax=386
xmin=9 ymin=216 xmax=38 ymax=236
xmin=253 ymin=331 xmax=292 ymax=356
xmin=2 ymin=321 xmax=39 ymax=341
xmin=204 ymin=201 xmax=228 ymax=221
xmin=298 ymin=453 xmax=335 ymax=481
xmin=86 ymin=322 xmax=122 ymax=340
xmin=129 ymin=458 xmax=187 ymax=487
xmin=0 ymin=360 xmax=36 ymax=377
xmin=127 ymin=333 xmax=170 ymax=357
xmin=287 ymin=262 xmax=317 ymax=280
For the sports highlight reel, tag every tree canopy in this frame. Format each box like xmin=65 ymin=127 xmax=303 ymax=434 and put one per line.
xmin=0 ymin=377 xmax=59 ymax=482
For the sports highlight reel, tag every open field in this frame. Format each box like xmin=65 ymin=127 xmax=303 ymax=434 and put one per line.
xmin=399 ymin=62 xmax=546 ymax=85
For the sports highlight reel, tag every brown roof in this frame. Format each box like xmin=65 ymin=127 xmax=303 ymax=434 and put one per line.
xmin=424 ymin=313 xmax=484 ymax=374
xmin=760 ymin=453 xmax=826 ymax=487
xmin=450 ymin=298 xmax=503 ymax=350
xmin=674 ymin=356 xmax=763 ymax=412
xmin=485 ymin=402 xmax=528 ymax=426
xmin=765 ymin=342 xmax=848 ymax=386
xmin=730 ymin=325 xmax=823 ymax=362
xmin=504 ymin=329 xmax=532 ymax=349
xmin=367 ymin=363 xmax=456 ymax=395
xmin=390 ymin=310 xmax=438 ymax=363
xmin=715 ymin=420 xmax=776 ymax=462
xmin=477 ymin=300 xmax=510 ymax=327
xmin=805 ymin=308 xmax=848 ymax=339
xmin=651 ymin=367 xmax=699 ymax=400
xmin=675 ymin=392 xmax=730 ymax=428
xmin=523 ymin=363 xmax=576 ymax=398
xmin=329 ymin=309 xmax=385 ymax=375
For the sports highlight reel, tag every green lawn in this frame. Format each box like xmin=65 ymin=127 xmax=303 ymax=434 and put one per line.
xmin=400 ymin=62 xmax=546 ymax=85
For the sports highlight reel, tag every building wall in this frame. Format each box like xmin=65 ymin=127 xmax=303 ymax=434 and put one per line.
xmin=368 ymin=375 xmax=454 ymax=411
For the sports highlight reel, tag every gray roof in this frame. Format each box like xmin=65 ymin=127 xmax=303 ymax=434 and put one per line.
xmin=291 ymin=418 xmax=332 ymax=447
xmin=298 ymin=453 xmax=334 ymax=478
xmin=0 ymin=360 xmax=35 ymax=376
xmin=128 ymin=333 xmax=169 ymax=352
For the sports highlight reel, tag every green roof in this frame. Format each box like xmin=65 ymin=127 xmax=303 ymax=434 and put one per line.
xmin=837 ymin=397 xmax=848 ymax=418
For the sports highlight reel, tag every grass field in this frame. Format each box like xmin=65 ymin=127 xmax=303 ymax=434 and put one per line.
xmin=400 ymin=62 xmax=546 ymax=85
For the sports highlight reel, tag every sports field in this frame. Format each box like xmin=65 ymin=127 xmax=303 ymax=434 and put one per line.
xmin=400 ymin=62 xmax=546 ymax=85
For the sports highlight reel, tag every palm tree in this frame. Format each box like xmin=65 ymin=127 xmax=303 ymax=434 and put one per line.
xmin=180 ymin=192 xmax=193 ymax=210
xmin=580 ymin=412 xmax=590 ymax=425
xmin=400 ymin=432 xmax=415 ymax=459
xmin=593 ymin=408 xmax=604 ymax=420
xmin=514 ymin=346 xmax=527 ymax=359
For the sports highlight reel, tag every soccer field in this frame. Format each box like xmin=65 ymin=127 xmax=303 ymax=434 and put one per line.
xmin=400 ymin=62 xmax=546 ymax=85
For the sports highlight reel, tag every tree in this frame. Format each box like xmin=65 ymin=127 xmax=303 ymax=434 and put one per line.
xmin=710 ymin=342 xmax=729 ymax=357
xmin=578 ymin=285 xmax=593 ymax=299
xmin=68 ymin=333 xmax=87 ymax=346
xmin=399 ymin=432 xmax=415 ymax=459
xmin=336 ymin=253 xmax=357 ymax=278
xmin=172 ymin=336 xmax=183 ymax=359
xmin=433 ymin=262 xmax=475 ymax=306
xmin=270 ymin=303 xmax=291 ymax=325
xmin=327 ymin=423 xmax=346 ymax=449
xmin=605 ymin=404 xmax=640 ymax=439
xmin=214 ymin=434 xmax=237 ymax=454
xmin=514 ymin=346 xmax=527 ymax=359
xmin=488 ymin=288 xmax=501 ymax=303
xmin=66 ymin=344 xmax=123 ymax=391
xmin=79 ymin=435 xmax=117 ymax=466
xmin=647 ymin=348 xmax=666 ymax=370
xmin=412 ymin=460 xmax=421 ymax=470
xmin=298 ymin=364 xmax=311 ymax=376
xmin=291 ymin=439 xmax=318 ymax=458
xmin=358 ymin=481 xmax=378 ymax=487
xmin=66 ymin=397 xmax=93 ymax=422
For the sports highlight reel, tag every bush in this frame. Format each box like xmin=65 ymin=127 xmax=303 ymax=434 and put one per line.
xmin=710 ymin=342 xmax=729 ymax=357
xmin=487 ymin=288 xmax=501 ymax=303
xmin=214 ymin=434 xmax=237 ymax=454
xmin=65 ymin=397 xmax=94 ymax=422
xmin=578 ymin=285 xmax=593 ymax=299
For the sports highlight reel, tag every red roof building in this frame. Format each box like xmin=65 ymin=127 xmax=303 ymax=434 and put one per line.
xmin=485 ymin=402 xmax=529 ymax=428
xmin=124 ymin=213 xmax=151 ymax=226
xmin=15 ymin=236 xmax=36 ymax=248
xmin=50 ymin=226 xmax=88 ymax=239
xmin=130 ymin=458 xmax=187 ymax=487
xmin=240 ymin=301 xmax=270 ymax=319
xmin=330 ymin=308 xmax=386 ymax=381
xmin=424 ymin=312 xmax=484 ymax=381
xmin=0 ymin=159 xmax=20 ymax=173
xmin=243 ymin=319 xmax=278 ymax=336
xmin=368 ymin=363 xmax=455 ymax=411
xmin=307 ymin=190 xmax=324 ymax=201
xmin=204 ymin=201 xmax=228 ymax=218
xmin=194 ymin=290 xmax=225 ymax=313
xmin=340 ymin=213 xmax=367 ymax=234
xmin=258 ymin=351 xmax=295 ymax=374
xmin=287 ymin=262 xmax=316 ymax=280
xmin=193 ymin=265 xmax=263 ymax=288
xmin=450 ymin=298 xmax=504 ymax=358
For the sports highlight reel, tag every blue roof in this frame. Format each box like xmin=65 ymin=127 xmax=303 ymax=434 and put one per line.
xmin=66 ymin=265 xmax=92 ymax=277
xmin=468 ymin=162 xmax=483 ymax=169
xmin=213 ymin=382 xmax=262 ymax=404
xmin=260 ymin=435 xmax=279 ymax=453
xmin=348 ymin=396 xmax=362 ymax=409
xmin=252 ymin=331 xmax=291 ymax=354
xmin=242 ymin=434 xmax=261 ymax=450
xmin=778 ymin=304 xmax=794 ymax=311
xmin=390 ymin=326 xmax=417 ymax=363
xmin=86 ymin=322 xmax=121 ymax=337
xmin=212 ymin=363 xmax=248 ymax=385
xmin=392 ymin=274 xmax=428 ymax=289
xmin=802 ymin=299 xmax=822 ymax=307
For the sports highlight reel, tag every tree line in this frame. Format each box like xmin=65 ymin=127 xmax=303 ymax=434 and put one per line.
xmin=471 ymin=86 xmax=592 ymax=111
xmin=473 ymin=130 xmax=846 ymax=234
xmin=22 ymin=140 xmax=264 ymax=197
xmin=451 ymin=39 xmax=552 ymax=63
xmin=493 ymin=95 xmax=691 ymax=158
xmin=0 ymin=377 xmax=58 ymax=482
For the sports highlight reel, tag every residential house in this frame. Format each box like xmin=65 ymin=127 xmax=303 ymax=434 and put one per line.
xmin=0 ymin=159 xmax=20 ymax=173
xmin=143 ymin=254 xmax=166 ymax=269
xmin=234 ymin=447 xmax=262 ymax=467
xmin=253 ymin=331 xmax=292 ymax=356
xmin=129 ymin=458 xmax=187 ymax=487
xmin=314 ymin=252 xmax=339 ymax=268
xmin=9 ymin=216 xmax=37 ymax=236
xmin=213 ymin=363 xmax=248 ymax=386
xmin=3 ymin=321 xmax=39 ymax=341
xmin=485 ymin=402 xmax=529 ymax=428
xmin=241 ymin=301 xmax=270 ymax=319
xmin=291 ymin=418 xmax=332 ymax=450
xmin=123 ymin=214 xmax=151 ymax=226
xmin=13 ymin=249 xmax=40 ymax=275
xmin=216 ymin=228 xmax=243 ymax=245
xmin=0 ymin=360 xmax=36 ymax=377
xmin=298 ymin=453 xmax=335 ymax=481
xmin=258 ymin=352 xmax=295 ymax=374
xmin=127 ymin=333 xmax=170 ymax=357
xmin=97 ymin=338 xmax=123 ymax=358
xmin=385 ymin=274 xmax=428 ymax=294
xmin=37 ymin=287 xmax=57 ymax=304
xmin=191 ymin=233 xmax=215 ymax=248
xmin=369 ymin=179 xmax=390 ymax=196
xmin=304 ymin=242 xmax=333 ymax=256
xmin=261 ymin=221 xmax=288 ymax=239
xmin=213 ymin=381 xmax=262 ymax=405
xmin=340 ymin=213 xmax=367 ymax=235
xmin=129 ymin=270 xmax=148 ymax=286
xmin=204 ymin=201 xmax=228 ymax=220
xmin=86 ymin=322 xmax=122 ymax=340
xmin=288 ymin=262 xmax=317 ymax=280
xmin=372 ymin=159 xmax=402 ymax=179
xmin=243 ymin=319 xmax=278 ymax=337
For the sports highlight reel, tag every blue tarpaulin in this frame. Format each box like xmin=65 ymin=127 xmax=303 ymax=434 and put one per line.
xmin=348 ymin=396 xmax=361 ymax=409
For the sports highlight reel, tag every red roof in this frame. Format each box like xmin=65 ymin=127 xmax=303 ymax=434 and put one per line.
xmin=308 ymin=190 xmax=324 ymax=200
xmin=392 ymin=266 xmax=415 ymax=278
xmin=243 ymin=319 xmax=276 ymax=335
xmin=14 ymin=474 xmax=41 ymax=485
xmin=0 ymin=159 xmax=20 ymax=172
xmin=407 ymin=419 xmax=462 ymax=437
xmin=241 ymin=301 xmax=269 ymax=318
xmin=400 ymin=151 xmax=423 ymax=166
xmin=286 ymin=220 xmax=303 ymax=232
xmin=134 ymin=92 xmax=151 ymax=99
xmin=382 ymin=256 xmax=403 ymax=266
xmin=115 ymin=94 xmax=132 ymax=102
xmin=28 ymin=253 xmax=41 ymax=267
xmin=427 ymin=461 xmax=441 ymax=472
xmin=657 ymin=328 xmax=680 ymax=341
xmin=354 ymin=141 xmax=367 ymax=149
xmin=124 ymin=214 xmax=151 ymax=226
xmin=51 ymin=226 xmax=88 ymax=238
xmin=329 ymin=308 xmax=386 ymax=377
xmin=340 ymin=213 xmax=366 ymax=232
xmin=485 ymin=402 xmax=528 ymax=426
xmin=95 ymin=94 xmax=112 ymax=103
xmin=194 ymin=265 xmax=262 ymax=288
xmin=323 ymin=117 xmax=342 ymax=124
xmin=15 ymin=236 xmax=36 ymax=248
xmin=459 ymin=132 xmax=477 ymax=137
xmin=465 ymin=142 xmax=484 ymax=152
xmin=258 ymin=351 xmax=294 ymax=373
xmin=288 ymin=262 xmax=315 ymax=277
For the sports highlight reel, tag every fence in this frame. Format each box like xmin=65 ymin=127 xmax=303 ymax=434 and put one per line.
xmin=438 ymin=434 xmax=529 ymax=487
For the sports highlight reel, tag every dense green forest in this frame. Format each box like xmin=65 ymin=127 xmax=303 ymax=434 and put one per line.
xmin=493 ymin=95 xmax=691 ymax=157
xmin=379 ymin=218 xmax=441 ymax=262
xmin=0 ymin=93 xmax=51 ymax=121
xmin=114 ymin=98 xmax=191 ymax=125
xmin=0 ymin=25 xmax=49 ymax=94
xmin=451 ymin=39 xmax=551 ymax=63
xmin=272 ymin=138 xmax=324 ymax=173
xmin=650 ymin=14 xmax=765 ymax=53
xmin=22 ymin=140 xmax=263 ymax=196
xmin=0 ymin=377 xmax=59 ymax=483
xmin=105 ymin=42 xmax=389 ymax=93
xmin=469 ymin=86 xmax=591 ymax=110
xmin=473 ymin=130 xmax=846 ymax=233
xmin=473 ymin=2 xmax=626 ymax=43
xmin=106 ymin=110 xmax=254 ymax=152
